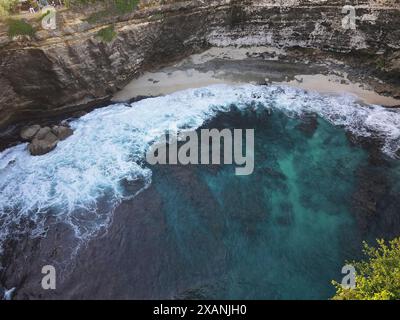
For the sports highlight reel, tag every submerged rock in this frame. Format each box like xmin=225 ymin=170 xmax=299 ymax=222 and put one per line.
xmin=20 ymin=124 xmax=41 ymax=141
xmin=296 ymin=113 xmax=318 ymax=137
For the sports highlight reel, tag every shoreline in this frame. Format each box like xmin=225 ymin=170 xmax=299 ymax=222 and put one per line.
xmin=1 ymin=46 xmax=400 ymax=153
xmin=112 ymin=46 xmax=400 ymax=108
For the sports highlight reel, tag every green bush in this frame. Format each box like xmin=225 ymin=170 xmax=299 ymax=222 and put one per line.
xmin=85 ymin=0 xmax=140 ymax=24
xmin=86 ymin=9 xmax=110 ymax=24
xmin=96 ymin=25 xmax=116 ymax=42
xmin=332 ymin=238 xmax=400 ymax=300
xmin=114 ymin=0 xmax=139 ymax=14
xmin=7 ymin=19 xmax=36 ymax=38
xmin=376 ymin=57 xmax=386 ymax=70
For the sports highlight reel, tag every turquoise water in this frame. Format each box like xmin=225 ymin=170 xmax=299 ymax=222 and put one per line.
xmin=151 ymin=108 xmax=372 ymax=299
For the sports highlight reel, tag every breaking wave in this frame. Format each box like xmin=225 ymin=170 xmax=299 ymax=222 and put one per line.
xmin=1 ymin=84 xmax=399 ymax=250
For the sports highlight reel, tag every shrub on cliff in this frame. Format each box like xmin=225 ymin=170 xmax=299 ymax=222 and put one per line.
xmin=114 ymin=0 xmax=139 ymax=14
xmin=332 ymin=238 xmax=400 ymax=300
xmin=83 ymin=0 xmax=140 ymax=24
xmin=7 ymin=19 xmax=35 ymax=38
xmin=67 ymin=0 xmax=139 ymax=12
xmin=96 ymin=25 xmax=116 ymax=42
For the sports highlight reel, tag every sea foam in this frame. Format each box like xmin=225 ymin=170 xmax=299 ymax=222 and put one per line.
xmin=0 ymin=84 xmax=399 ymax=249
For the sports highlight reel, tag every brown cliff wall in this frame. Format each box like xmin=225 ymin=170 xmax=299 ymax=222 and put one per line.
xmin=0 ymin=0 xmax=399 ymax=130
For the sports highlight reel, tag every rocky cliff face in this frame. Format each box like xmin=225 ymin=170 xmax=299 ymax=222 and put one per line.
xmin=0 ymin=0 xmax=399 ymax=131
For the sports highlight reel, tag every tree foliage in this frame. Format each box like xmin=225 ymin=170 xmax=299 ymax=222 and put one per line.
xmin=332 ymin=238 xmax=400 ymax=300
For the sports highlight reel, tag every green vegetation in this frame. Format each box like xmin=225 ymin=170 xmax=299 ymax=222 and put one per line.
xmin=332 ymin=238 xmax=400 ymax=300
xmin=150 ymin=12 xmax=164 ymax=21
xmin=114 ymin=0 xmax=139 ymax=14
xmin=96 ymin=25 xmax=116 ymax=42
xmin=85 ymin=0 xmax=140 ymax=24
xmin=7 ymin=18 xmax=35 ymax=38
xmin=0 ymin=0 xmax=18 ymax=16
xmin=86 ymin=9 xmax=109 ymax=24
xmin=376 ymin=57 xmax=386 ymax=70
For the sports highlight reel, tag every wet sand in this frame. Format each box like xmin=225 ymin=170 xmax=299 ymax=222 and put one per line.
xmin=276 ymin=74 xmax=400 ymax=107
xmin=113 ymin=47 xmax=400 ymax=107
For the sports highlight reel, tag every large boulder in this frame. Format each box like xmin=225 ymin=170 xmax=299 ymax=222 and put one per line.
xmin=20 ymin=125 xmax=41 ymax=141
xmin=35 ymin=127 xmax=52 ymax=140
xmin=28 ymin=129 xmax=59 ymax=156
xmin=51 ymin=125 xmax=73 ymax=141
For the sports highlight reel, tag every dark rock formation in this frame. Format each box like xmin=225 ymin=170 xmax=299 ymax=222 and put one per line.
xmin=20 ymin=125 xmax=41 ymax=141
xmin=52 ymin=125 xmax=73 ymax=140
xmin=28 ymin=127 xmax=59 ymax=156
xmin=0 ymin=0 xmax=399 ymax=131
xmin=22 ymin=124 xmax=73 ymax=155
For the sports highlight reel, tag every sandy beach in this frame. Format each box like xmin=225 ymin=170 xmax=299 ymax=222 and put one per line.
xmin=113 ymin=47 xmax=400 ymax=107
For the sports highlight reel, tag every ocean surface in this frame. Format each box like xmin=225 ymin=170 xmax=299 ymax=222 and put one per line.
xmin=0 ymin=84 xmax=400 ymax=299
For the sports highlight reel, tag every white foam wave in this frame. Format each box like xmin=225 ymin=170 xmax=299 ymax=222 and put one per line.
xmin=0 ymin=84 xmax=399 ymax=250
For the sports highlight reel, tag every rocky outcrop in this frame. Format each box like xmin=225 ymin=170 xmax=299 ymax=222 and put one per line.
xmin=20 ymin=125 xmax=40 ymax=141
xmin=21 ymin=124 xmax=73 ymax=155
xmin=28 ymin=127 xmax=59 ymax=156
xmin=0 ymin=0 xmax=399 ymax=131
xmin=51 ymin=125 xmax=73 ymax=140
